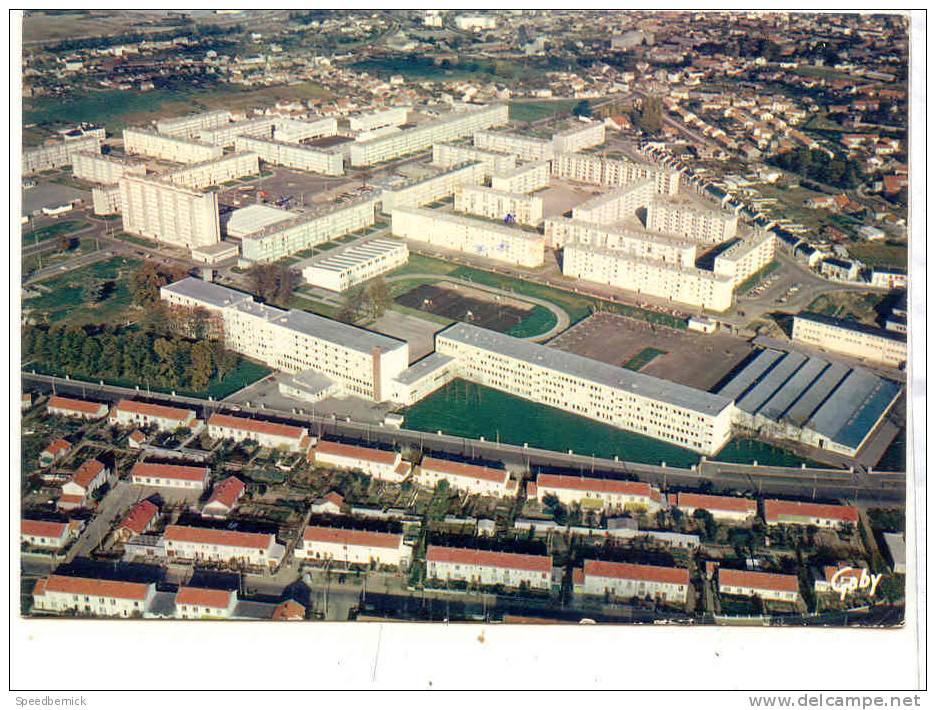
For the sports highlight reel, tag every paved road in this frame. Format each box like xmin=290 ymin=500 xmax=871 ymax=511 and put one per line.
xmin=65 ymin=480 xmax=137 ymax=562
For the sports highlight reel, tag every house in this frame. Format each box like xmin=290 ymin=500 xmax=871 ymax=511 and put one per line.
xmin=312 ymin=440 xmax=411 ymax=483
xmin=128 ymin=430 xmax=147 ymax=449
xmin=425 ymin=545 xmax=552 ymax=590
xmin=21 ymin=519 xmax=70 ymax=550
xmin=813 ymin=564 xmax=866 ymax=595
xmin=175 ymin=587 xmax=238 ymax=619
xmin=39 ymin=438 xmax=71 ymax=467
xmin=46 ymin=395 xmax=109 ymax=420
xmin=309 ymin=491 xmax=345 ymax=515
xmin=536 ymin=473 xmax=663 ymax=513
xmin=671 ymin=492 xmax=757 ymax=522
xmin=110 ymin=399 xmax=197 ymax=431
xmin=295 ymin=525 xmax=411 ymax=568
xmin=117 ymin=500 xmax=159 ymax=541
xmin=870 ymin=267 xmax=907 ymax=290
xmin=162 ymin=525 xmax=285 ymax=569
xmin=130 ymin=461 xmax=210 ymax=491
xmin=858 ymin=225 xmax=886 ymax=241
xmin=201 ymin=477 xmax=246 ymax=519
xmin=272 ymin=599 xmax=306 ymax=620
xmin=718 ymin=568 xmax=800 ymax=603
xmin=763 ymin=499 xmax=859 ymax=529
xmin=418 ymin=456 xmax=511 ymax=497
xmin=59 ymin=459 xmax=110 ymax=510
xmin=820 ymin=257 xmax=861 ymax=282
xmin=32 ymin=575 xmax=156 ymax=617
xmin=207 ymin=413 xmax=313 ymax=454
xmin=575 ymin=559 xmax=690 ymax=604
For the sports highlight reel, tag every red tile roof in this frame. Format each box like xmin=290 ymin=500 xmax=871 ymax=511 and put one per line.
xmin=315 ymin=440 xmax=399 ymax=466
xmin=71 ymin=459 xmax=106 ymax=488
xmin=764 ymin=499 xmax=858 ymax=524
xmin=164 ymin=525 xmax=274 ymax=550
xmin=322 ymin=491 xmax=345 ymax=507
xmin=58 ymin=494 xmax=86 ymax=506
xmin=303 ymin=525 xmax=402 ymax=549
xmin=272 ymin=600 xmax=305 ymax=620
xmin=208 ymin=413 xmax=307 ymax=440
xmin=421 ymin=457 xmax=508 ymax=484
xmin=47 ymin=395 xmax=107 ymax=415
xmin=719 ymin=568 xmax=800 ymax=593
xmin=584 ymin=559 xmax=689 ymax=586
xmin=175 ymin=586 xmax=233 ymax=609
xmin=426 ymin=545 xmax=552 ymax=573
xmin=113 ymin=399 xmax=194 ymax=421
xmin=537 ymin=473 xmax=655 ymax=498
xmin=120 ymin=500 xmax=159 ymax=535
xmin=21 ymin=519 xmax=67 ymax=538
xmin=131 ymin=462 xmax=209 ymax=483
xmin=676 ymin=493 xmax=756 ymax=515
xmin=205 ymin=477 xmax=246 ymax=510
xmin=44 ymin=439 xmax=72 ymax=456
xmin=821 ymin=565 xmax=864 ymax=583
xmin=129 ymin=430 xmax=147 ymax=443
xmin=40 ymin=574 xmax=152 ymax=600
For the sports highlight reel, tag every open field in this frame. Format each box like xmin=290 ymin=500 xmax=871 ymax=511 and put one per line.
xmin=508 ymin=100 xmax=580 ymax=123
xmin=848 ymin=241 xmax=908 ymax=269
xmin=21 ymin=220 xmax=88 ymax=246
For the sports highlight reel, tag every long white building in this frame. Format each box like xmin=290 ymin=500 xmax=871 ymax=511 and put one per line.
xmin=23 ymin=135 xmax=102 ymax=174
xmin=302 ymin=238 xmax=408 ymax=292
xmin=156 ymin=110 xmax=231 ymax=139
xmin=473 ymin=131 xmax=555 ymax=162
xmin=552 ymin=152 xmax=680 ymax=195
xmin=91 ymin=185 xmax=122 ymax=215
xmin=239 ymin=196 xmax=378 ymax=263
xmin=391 ymin=207 xmax=545 ymax=268
xmin=165 ymin=152 xmax=260 ymax=190
xmin=198 ymin=117 xmax=276 ymax=147
xmin=712 ymin=231 xmax=777 ymax=286
xmin=296 ymin=525 xmax=411 ymax=568
xmin=562 ymin=244 xmax=734 ymax=312
xmin=571 ymin=180 xmax=655 ymax=224
xmin=350 ymin=104 xmax=508 ymax=166
xmin=426 ymin=546 xmax=552 ymax=590
xmin=273 ymin=116 xmax=339 ymax=143
xmin=33 ymin=575 xmax=156 ymax=617
xmin=454 ymin=184 xmax=544 ymax=226
xmin=432 ymin=143 xmax=517 ymax=177
xmin=544 ymin=217 xmax=697 ymax=266
xmin=163 ymin=525 xmax=285 ymax=569
xmin=417 ymin=456 xmax=512 ymax=497
xmin=160 ymin=277 xmax=409 ymax=401
xmin=119 ymin=174 xmax=220 ymax=249
xmin=792 ymin=313 xmax=907 ymax=369
xmin=380 ymin=162 xmax=486 ymax=213
xmin=535 ymin=474 xmax=664 ymax=512
xmin=122 ymin=128 xmax=223 ymax=164
xmin=435 ymin=323 xmax=735 ymax=454
xmin=349 ymin=106 xmax=409 ymax=133
xmin=72 ymin=151 xmax=146 ymax=185
xmin=552 ymin=121 xmax=606 ymax=153
xmin=490 ymin=160 xmax=551 ymax=194
xmin=313 ymin=440 xmax=412 ymax=482
xmin=646 ymin=199 xmax=739 ymax=243
xmin=234 ymin=135 xmax=344 ymax=176
xmin=207 ymin=412 xmax=313 ymax=453
xmin=577 ymin=560 xmax=690 ymax=604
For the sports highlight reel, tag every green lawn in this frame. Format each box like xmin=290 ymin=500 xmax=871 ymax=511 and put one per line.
xmin=114 ymin=232 xmax=157 ymax=249
xmin=806 ymin=291 xmax=889 ymax=326
xmin=24 ymin=256 xmax=141 ymax=325
xmin=849 ymin=242 xmax=908 ymax=269
xmin=508 ymin=100 xmax=580 ymax=123
xmin=387 ymin=253 xmax=460 ymax=279
xmin=288 ymin=292 xmax=341 ymax=319
xmin=623 ymin=347 xmax=668 ymax=371
xmin=506 ymin=305 xmax=557 ymax=338
xmin=21 ymin=220 xmax=87 ymax=246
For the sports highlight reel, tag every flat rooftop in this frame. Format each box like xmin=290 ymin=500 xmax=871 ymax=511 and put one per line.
xmin=275 ymin=308 xmax=407 ymax=356
xmin=438 ymin=323 xmax=733 ymax=416
xmin=161 ymin=277 xmax=253 ymax=310
xmin=796 ymin=312 xmax=907 ymax=344
xmin=393 ymin=352 xmax=456 ymax=386
xmin=224 ymin=204 xmax=296 ymax=237
xmin=304 ymin=238 xmax=405 ymax=274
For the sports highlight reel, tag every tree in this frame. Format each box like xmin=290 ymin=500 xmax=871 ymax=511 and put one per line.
xmin=572 ymin=99 xmax=592 ymax=118
xmin=338 ymin=285 xmax=368 ymax=323
xmin=693 ymin=508 xmax=718 ymax=542
xmin=189 ymin=340 xmax=215 ymax=391
xmin=633 ymin=95 xmax=663 ymax=134
xmin=366 ymin=277 xmax=393 ymax=320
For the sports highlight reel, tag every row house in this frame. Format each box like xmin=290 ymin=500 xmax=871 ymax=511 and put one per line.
xmin=535 ymin=473 xmax=664 ymax=513
xmin=763 ymin=500 xmax=859 ymax=529
xmin=59 ymin=459 xmax=111 ymax=511
xmin=130 ymin=462 xmax=210 ymax=492
xmin=110 ymin=399 xmax=198 ymax=432
xmin=425 ymin=546 xmax=552 ymax=590
xmin=312 ymin=440 xmax=411 ymax=483
xmin=163 ymin=525 xmax=285 ymax=569
xmin=33 ymin=575 xmax=156 ymax=617
xmin=575 ymin=559 xmax=690 ymax=605
xmin=175 ymin=587 xmax=238 ymax=620
xmin=418 ymin=457 xmax=511 ymax=497
xmin=46 ymin=395 xmax=109 ymax=420
xmin=201 ymin=477 xmax=246 ymax=519
xmin=718 ymin=568 xmax=801 ymax=603
xmin=21 ymin=519 xmax=72 ymax=550
xmin=296 ymin=525 xmax=411 ymax=568
xmin=207 ymin=413 xmax=313 ymax=454
xmin=670 ymin=492 xmax=757 ymax=523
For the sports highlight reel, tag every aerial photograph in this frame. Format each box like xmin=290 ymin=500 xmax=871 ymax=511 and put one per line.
xmin=17 ymin=9 xmax=911 ymax=636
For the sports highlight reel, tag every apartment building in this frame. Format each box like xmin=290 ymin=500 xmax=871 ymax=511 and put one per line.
xmin=165 ymin=152 xmax=260 ymax=190
xmin=296 ymin=525 xmax=411 ymax=568
xmin=425 ymin=546 xmax=552 ymax=590
xmin=163 ymin=525 xmax=285 ymax=568
xmin=577 ymin=559 xmax=690 ymax=604
xmin=571 ymin=181 xmax=656 ymax=224
xmin=380 ymin=162 xmax=486 ymax=213
xmin=234 ymin=135 xmax=344 ymax=176
xmin=302 ymin=238 xmax=408 ymax=292
xmin=455 ymin=184 xmax=544 ymax=226
xmin=713 ymin=231 xmax=777 ymax=286
xmin=349 ymin=106 xmax=409 ymax=132
xmin=156 ymin=110 xmax=231 ymax=139
xmin=390 ymin=207 xmax=545 ymax=268
xmin=21 ymin=519 xmax=70 ymax=550
xmin=119 ymin=175 xmax=220 ymax=249
xmin=718 ymin=568 xmax=801 ymax=603
xmin=646 ymin=200 xmax=739 ymax=244
xmin=437 ymin=323 xmax=735 ymax=454
xmin=473 ymin=131 xmax=555 ymax=162
xmin=109 ymin=399 xmax=197 ymax=431
xmin=551 ymin=121 xmax=606 ymax=153
xmin=350 ymin=104 xmax=508 ymax=166
xmin=552 ymin=152 xmax=680 ymax=195
xmin=32 ymin=575 xmax=156 ymax=617
xmin=490 ymin=160 xmax=551 ymax=194
xmin=198 ymin=117 xmax=276 ymax=147
xmin=130 ymin=462 xmax=210 ymax=491
xmin=175 ymin=587 xmax=238 ymax=620
xmin=418 ymin=456 xmax=511 ymax=497
xmin=123 ymin=128 xmax=223 ymax=164
xmin=72 ymin=151 xmax=146 ymax=185
xmin=763 ymin=500 xmax=859 ymax=529
xmin=544 ymin=217 xmax=697 ymax=266
xmin=792 ymin=313 xmax=907 ymax=369
xmin=207 ymin=412 xmax=313 ymax=453
xmin=562 ymin=244 xmax=734 ymax=312
xmin=239 ymin=196 xmax=379 ymax=263
xmin=47 ymin=395 xmax=109 ymax=420
xmin=535 ymin=474 xmax=663 ymax=512
xmin=432 ymin=143 xmax=517 ymax=177
xmin=672 ymin=492 xmax=757 ymax=522
xmin=92 ymin=185 xmax=122 ymax=215
xmin=23 ymin=135 xmax=102 ymax=174
xmin=273 ymin=116 xmax=339 ymax=143
xmin=312 ymin=440 xmax=412 ymax=483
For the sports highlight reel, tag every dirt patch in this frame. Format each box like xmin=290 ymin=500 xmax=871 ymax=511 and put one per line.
xmin=396 ymin=282 xmax=533 ymax=333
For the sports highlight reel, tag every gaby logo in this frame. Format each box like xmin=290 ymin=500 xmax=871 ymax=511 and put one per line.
xmin=830 ymin=566 xmax=883 ymax=601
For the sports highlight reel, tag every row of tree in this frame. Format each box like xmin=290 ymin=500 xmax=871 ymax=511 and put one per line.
xmin=769 ymin=147 xmax=864 ymax=189
xmin=337 ymin=277 xmax=394 ymax=324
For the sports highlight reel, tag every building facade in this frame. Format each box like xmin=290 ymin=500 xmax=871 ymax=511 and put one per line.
xmin=432 ymin=143 xmax=517 ymax=177
xmin=110 ymin=399 xmax=197 ymax=431
xmin=32 ymin=575 xmax=156 ymax=617
xmin=130 ymin=462 xmax=210 ymax=491
xmin=163 ymin=525 xmax=285 ymax=568
xmin=646 ymin=200 xmax=739 ymax=243
xmin=544 ymin=217 xmax=697 ymax=266
xmin=712 ymin=231 xmax=777 ymax=286
xmin=380 ymin=162 xmax=486 ymax=213
xmin=489 ymin=160 xmax=551 ymax=194
xmin=551 ymin=121 xmax=606 ymax=153
xmin=207 ymin=413 xmax=312 ymax=452
xmin=455 ymin=184 xmax=544 ymax=226
xmin=23 ymin=135 xmax=102 ymax=174
xmin=418 ymin=456 xmax=511 ymax=496
xmin=426 ymin=546 xmax=552 ymax=590
xmin=718 ymin=568 xmax=801 ymax=603
xmin=535 ymin=474 xmax=663 ymax=512
xmin=119 ymin=175 xmax=221 ymax=249
xmin=552 ymin=152 xmax=680 ymax=195
xmin=578 ymin=559 xmax=690 ymax=604
xmin=296 ymin=525 xmax=411 ymax=568
xmin=792 ymin=313 xmax=907 ymax=369
xmin=234 ymin=136 xmax=344 ymax=176
xmin=302 ymin=238 xmax=408 ymax=292
xmin=165 ymin=152 xmax=260 ymax=190
xmin=313 ymin=440 xmax=412 ymax=482
xmin=72 ymin=151 xmax=146 ymax=185
xmin=123 ymin=128 xmax=223 ymax=164
xmin=571 ymin=181 xmax=656 ymax=224
xmin=473 ymin=131 xmax=555 ymax=162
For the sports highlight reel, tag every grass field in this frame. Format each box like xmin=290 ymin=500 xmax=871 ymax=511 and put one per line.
xmin=623 ymin=347 xmax=668 ymax=371
xmin=508 ymin=100 xmax=579 ymax=123
xmin=25 ymin=256 xmax=141 ymax=325
xmin=21 ymin=220 xmax=88 ymax=246
xmin=848 ymin=242 xmax=908 ymax=269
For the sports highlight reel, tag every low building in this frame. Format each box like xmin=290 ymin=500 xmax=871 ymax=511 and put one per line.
xmin=820 ymin=257 xmax=861 ymax=282
xmin=718 ymin=568 xmax=800 ymax=603
xmin=870 ymin=267 xmax=907 ymax=290
xmin=46 ymin=395 xmax=109 ymax=420
xmin=813 ymin=564 xmax=865 ymax=595
xmin=672 ymin=492 xmax=757 ymax=522
xmin=128 ymin=430 xmax=147 ymax=449
xmin=535 ymin=474 xmax=663 ymax=512
xmin=163 ymin=525 xmax=285 ymax=569
xmin=312 ymin=440 xmax=411 ymax=482
xmin=296 ymin=525 xmax=411 ymax=568
xmin=272 ymin=600 xmax=306 ymax=621
xmin=130 ymin=462 xmax=210 ymax=492
xmin=117 ymin=500 xmax=160 ymax=541
xmin=302 ymin=238 xmax=408 ymax=292
xmin=425 ymin=545 xmax=552 ymax=590
xmin=309 ymin=491 xmax=345 ymax=515
xmin=577 ymin=559 xmax=690 ymax=604
xmin=59 ymin=459 xmax=110 ymax=510
xmin=21 ymin=519 xmax=70 ymax=550
xmin=32 ymin=575 xmax=156 ymax=617
xmin=202 ymin=477 xmax=246 ymax=519
xmin=207 ymin=413 xmax=313 ymax=453
xmin=174 ymin=587 xmax=238 ymax=619
xmin=792 ymin=312 xmax=907 ymax=369
xmin=39 ymin=439 xmax=71 ymax=467
xmin=763 ymin=500 xmax=859 ymax=529
xmin=418 ymin=456 xmax=511 ymax=497
xmin=110 ymin=400 xmax=198 ymax=431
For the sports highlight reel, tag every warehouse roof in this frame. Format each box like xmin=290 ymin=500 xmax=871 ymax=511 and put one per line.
xmin=303 ymin=238 xmax=406 ymax=274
